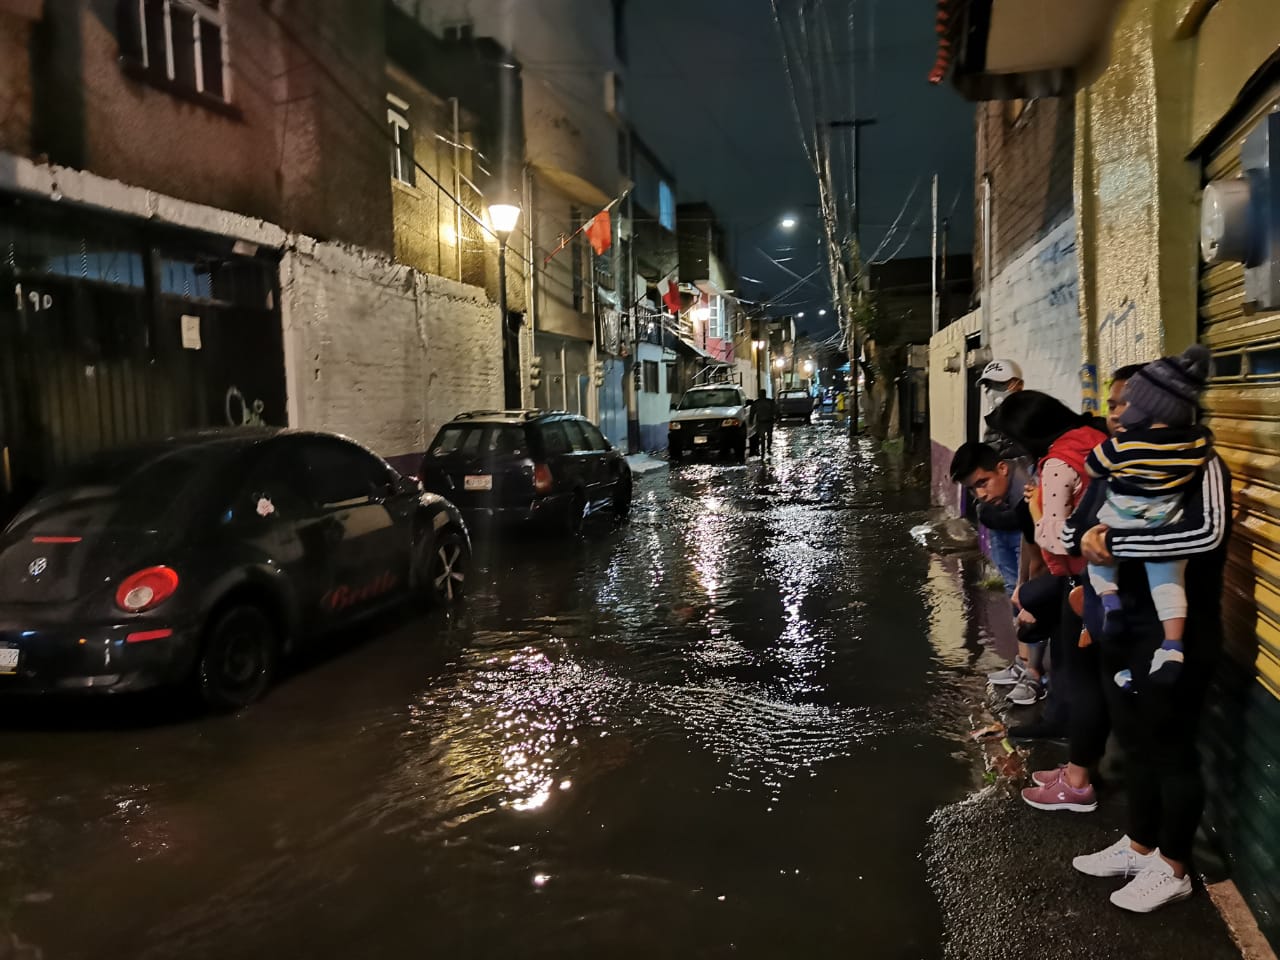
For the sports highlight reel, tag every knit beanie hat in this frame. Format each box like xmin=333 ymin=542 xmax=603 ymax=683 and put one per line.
xmin=1119 ymin=344 xmax=1211 ymax=428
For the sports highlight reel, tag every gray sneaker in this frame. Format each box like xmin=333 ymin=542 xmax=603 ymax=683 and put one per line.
xmin=987 ymin=658 xmax=1026 ymax=687
xmin=1007 ymin=675 xmax=1046 ymax=706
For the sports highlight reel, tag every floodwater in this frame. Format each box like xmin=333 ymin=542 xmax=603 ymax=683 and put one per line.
xmin=0 ymin=424 xmax=986 ymax=960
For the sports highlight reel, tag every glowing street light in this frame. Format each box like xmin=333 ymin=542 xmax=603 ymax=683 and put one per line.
xmin=803 ymin=360 xmax=815 ymax=374
xmin=818 ymin=308 xmax=828 ymax=317
xmin=797 ymin=311 xmax=806 ymax=319
xmin=780 ymin=216 xmax=798 ymax=230
xmin=488 ymin=203 xmax=521 ymax=238
xmin=775 ymin=357 xmax=787 ymax=369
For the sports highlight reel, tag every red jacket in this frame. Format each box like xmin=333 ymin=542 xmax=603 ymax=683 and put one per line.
xmin=1036 ymin=425 xmax=1108 ymax=576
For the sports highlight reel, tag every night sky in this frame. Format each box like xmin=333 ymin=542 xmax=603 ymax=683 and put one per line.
xmin=627 ymin=0 xmax=975 ymax=335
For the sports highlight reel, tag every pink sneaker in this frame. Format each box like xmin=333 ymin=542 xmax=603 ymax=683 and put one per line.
xmin=1021 ymin=776 xmax=1097 ymax=813
xmin=1031 ymin=765 xmax=1066 ymax=787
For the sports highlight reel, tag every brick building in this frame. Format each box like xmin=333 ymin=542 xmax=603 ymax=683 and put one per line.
xmin=0 ymin=0 xmax=513 ymax=513
xmin=927 ymin=95 xmax=1081 ymax=512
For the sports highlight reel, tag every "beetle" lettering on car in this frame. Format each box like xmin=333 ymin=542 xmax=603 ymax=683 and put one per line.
xmin=322 ymin=572 xmax=398 ymax=613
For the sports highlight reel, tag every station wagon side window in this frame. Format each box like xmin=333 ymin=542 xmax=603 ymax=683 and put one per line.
xmin=561 ymin=420 xmax=595 ymax=454
xmin=538 ymin=422 xmax=572 ymax=457
xmin=579 ymin=422 xmax=611 ymax=451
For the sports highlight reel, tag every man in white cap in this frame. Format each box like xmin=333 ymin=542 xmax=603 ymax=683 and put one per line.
xmin=979 ymin=359 xmax=1025 ymax=460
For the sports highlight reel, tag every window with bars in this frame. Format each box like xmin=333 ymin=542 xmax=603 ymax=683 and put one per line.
xmin=121 ymin=0 xmax=229 ymax=102
xmin=386 ymin=93 xmax=415 ymax=186
xmin=708 ymin=296 xmax=727 ymax=340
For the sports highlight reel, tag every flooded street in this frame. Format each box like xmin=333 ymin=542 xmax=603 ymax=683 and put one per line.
xmin=0 ymin=425 xmax=985 ymax=960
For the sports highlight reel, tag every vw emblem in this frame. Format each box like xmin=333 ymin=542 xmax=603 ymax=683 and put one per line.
xmin=28 ymin=557 xmax=48 ymax=577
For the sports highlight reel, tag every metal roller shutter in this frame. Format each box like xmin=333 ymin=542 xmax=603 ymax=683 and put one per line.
xmin=1198 ymin=87 xmax=1280 ymax=946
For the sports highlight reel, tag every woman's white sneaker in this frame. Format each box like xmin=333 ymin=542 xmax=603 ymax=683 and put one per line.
xmin=1071 ymin=835 xmax=1157 ymax=878
xmin=1110 ymin=858 xmax=1193 ymax=913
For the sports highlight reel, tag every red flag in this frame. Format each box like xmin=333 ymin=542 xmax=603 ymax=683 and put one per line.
xmin=659 ymin=276 xmax=681 ymax=315
xmin=585 ymin=210 xmax=612 ymax=256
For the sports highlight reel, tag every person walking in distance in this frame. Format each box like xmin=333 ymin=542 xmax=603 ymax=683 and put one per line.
xmin=753 ymin=393 xmax=777 ymax=457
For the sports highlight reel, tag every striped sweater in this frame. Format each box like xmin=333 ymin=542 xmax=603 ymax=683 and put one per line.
xmin=1084 ymin=425 xmax=1212 ymax=497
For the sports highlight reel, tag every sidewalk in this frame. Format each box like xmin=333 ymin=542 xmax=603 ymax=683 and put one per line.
xmin=924 ymin=558 xmax=1249 ymax=960
xmin=626 ymin=452 xmax=668 ymax=476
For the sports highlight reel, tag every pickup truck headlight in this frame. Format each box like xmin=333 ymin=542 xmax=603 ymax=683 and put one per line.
xmin=721 ymin=418 xmax=741 ymax=428
xmin=669 ymin=421 xmax=682 ymax=430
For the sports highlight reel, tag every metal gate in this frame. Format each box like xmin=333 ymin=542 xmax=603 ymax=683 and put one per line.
xmin=0 ymin=194 xmax=286 ymax=519
xmin=1198 ymin=86 xmax=1280 ymax=946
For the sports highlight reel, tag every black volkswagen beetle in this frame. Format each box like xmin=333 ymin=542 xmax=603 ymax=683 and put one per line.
xmin=0 ymin=429 xmax=470 ymax=710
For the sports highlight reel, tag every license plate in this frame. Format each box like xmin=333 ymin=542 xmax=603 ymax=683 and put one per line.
xmin=693 ymin=436 xmax=709 ymax=445
xmin=464 ymin=475 xmax=493 ymax=491
xmin=0 ymin=647 xmax=19 ymax=675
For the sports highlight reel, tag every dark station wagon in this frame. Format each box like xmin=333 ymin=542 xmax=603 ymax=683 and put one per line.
xmin=419 ymin=411 xmax=632 ymax=534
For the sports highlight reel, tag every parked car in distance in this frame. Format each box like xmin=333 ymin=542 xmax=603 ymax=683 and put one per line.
xmin=667 ymin=385 xmax=757 ymax=463
xmin=777 ymin=389 xmax=815 ymax=424
xmin=0 ymin=429 xmax=470 ymax=711
xmin=419 ymin=411 xmax=631 ymax=535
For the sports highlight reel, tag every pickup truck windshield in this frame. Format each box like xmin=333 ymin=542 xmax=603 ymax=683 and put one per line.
xmin=679 ymin=389 xmax=741 ymax=410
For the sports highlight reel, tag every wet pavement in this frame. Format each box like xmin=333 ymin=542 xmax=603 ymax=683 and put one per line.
xmin=0 ymin=425 xmax=1241 ymax=958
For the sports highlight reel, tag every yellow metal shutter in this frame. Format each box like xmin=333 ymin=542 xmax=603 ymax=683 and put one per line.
xmin=1198 ymin=87 xmax=1280 ymax=948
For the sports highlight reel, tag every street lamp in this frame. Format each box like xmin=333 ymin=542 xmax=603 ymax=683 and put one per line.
xmin=818 ymin=308 xmax=828 ymax=317
xmin=780 ymin=216 xmax=798 ymax=230
xmin=803 ymin=360 xmax=815 ymax=374
xmin=797 ymin=311 xmax=806 ymax=319
xmin=774 ymin=357 xmax=787 ymax=369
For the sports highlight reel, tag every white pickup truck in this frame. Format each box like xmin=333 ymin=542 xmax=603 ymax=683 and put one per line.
xmin=667 ymin=385 xmax=757 ymax=463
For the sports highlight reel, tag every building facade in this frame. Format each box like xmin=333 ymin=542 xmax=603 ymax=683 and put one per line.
xmin=0 ymin=0 xmax=512 ymax=516
xmin=930 ymin=0 xmax=1280 ymax=943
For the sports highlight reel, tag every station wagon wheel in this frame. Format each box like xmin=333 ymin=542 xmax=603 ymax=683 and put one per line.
xmin=612 ymin=471 xmax=632 ymax=520
xmin=426 ymin=529 xmax=469 ymax=605
xmin=197 ymin=605 xmax=277 ymax=712
xmin=565 ymin=491 xmax=587 ymax=537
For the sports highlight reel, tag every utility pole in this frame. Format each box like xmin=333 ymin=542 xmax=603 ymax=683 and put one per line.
xmin=931 ymin=172 xmax=939 ymax=336
xmin=827 ymin=117 xmax=877 ymax=435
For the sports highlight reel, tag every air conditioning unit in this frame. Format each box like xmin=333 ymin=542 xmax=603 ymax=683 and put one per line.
xmin=604 ymin=71 xmax=625 ymax=120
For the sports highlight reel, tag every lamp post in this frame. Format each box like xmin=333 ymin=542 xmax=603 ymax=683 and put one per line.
xmin=489 ymin=202 xmax=521 ymax=407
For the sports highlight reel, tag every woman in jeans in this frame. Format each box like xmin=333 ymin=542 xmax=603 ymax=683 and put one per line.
xmin=985 ymin=392 xmax=1107 ymax=723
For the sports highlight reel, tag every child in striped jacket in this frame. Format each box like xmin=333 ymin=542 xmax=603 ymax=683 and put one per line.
xmin=1085 ymin=345 xmax=1213 ymax=686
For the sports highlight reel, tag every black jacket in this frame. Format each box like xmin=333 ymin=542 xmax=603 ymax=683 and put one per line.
xmin=1063 ymin=454 xmax=1232 ymax=643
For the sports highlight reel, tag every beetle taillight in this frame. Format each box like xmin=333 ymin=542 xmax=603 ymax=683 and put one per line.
xmin=533 ymin=463 xmax=554 ymax=494
xmin=115 ymin=566 xmax=180 ymax=613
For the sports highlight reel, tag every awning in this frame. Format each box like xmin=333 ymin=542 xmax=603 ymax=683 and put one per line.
xmin=672 ymin=337 xmax=711 ymax=360
xmin=929 ymin=0 xmax=1123 ymax=101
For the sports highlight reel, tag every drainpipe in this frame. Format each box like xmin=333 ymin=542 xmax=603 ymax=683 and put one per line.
xmin=982 ymin=173 xmax=993 ymax=345
xmin=524 ymin=165 xmax=538 ymax=406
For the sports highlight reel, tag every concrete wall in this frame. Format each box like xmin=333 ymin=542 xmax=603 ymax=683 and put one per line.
xmin=279 ymin=237 xmax=503 ymax=469
xmin=636 ymin=341 xmax=673 ymax=452
xmin=987 ymin=217 xmax=1082 ymax=408
xmin=1074 ymin=0 xmax=1201 ymax=381
xmin=928 ymin=310 xmax=981 ymax=514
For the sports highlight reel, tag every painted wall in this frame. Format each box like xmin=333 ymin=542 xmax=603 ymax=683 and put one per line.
xmin=280 ymin=237 xmax=503 ymax=468
xmin=637 ymin=341 xmax=673 ymax=452
xmin=987 ymin=217 xmax=1082 ymax=408
xmin=1073 ymin=0 xmax=1200 ymax=381
xmin=927 ymin=310 xmax=981 ymax=514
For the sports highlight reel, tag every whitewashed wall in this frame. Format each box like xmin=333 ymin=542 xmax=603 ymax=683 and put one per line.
xmin=987 ymin=217 xmax=1082 ymax=409
xmin=280 ymin=238 xmax=503 ymax=467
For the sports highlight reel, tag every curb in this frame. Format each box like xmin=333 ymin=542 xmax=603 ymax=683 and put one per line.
xmin=626 ymin=455 xmax=669 ymax=476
